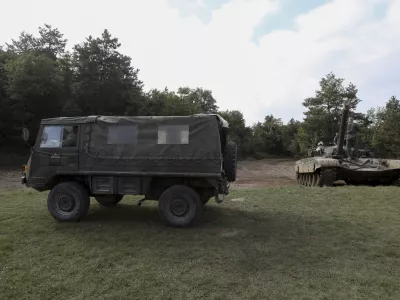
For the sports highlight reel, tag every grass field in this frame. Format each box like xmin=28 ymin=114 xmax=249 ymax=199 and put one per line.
xmin=1 ymin=186 xmax=400 ymax=300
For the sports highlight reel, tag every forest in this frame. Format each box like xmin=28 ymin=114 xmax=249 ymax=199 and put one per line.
xmin=1 ymin=24 xmax=400 ymax=161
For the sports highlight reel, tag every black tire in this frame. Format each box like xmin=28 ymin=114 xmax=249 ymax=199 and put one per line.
xmin=47 ymin=181 xmax=90 ymax=222
xmin=223 ymin=141 xmax=238 ymax=182
xmin=94 ymin=195 xmax=123 ymax=207
xmin=158 ymin=185 xmax=203 ymax=227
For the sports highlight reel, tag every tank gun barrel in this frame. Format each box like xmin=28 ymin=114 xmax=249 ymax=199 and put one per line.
xmin=336 ymin=99 xmax=351 ymax=156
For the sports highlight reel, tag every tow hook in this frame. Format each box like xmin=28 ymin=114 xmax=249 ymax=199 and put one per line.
xmin=215 ymin=192 xmax=225 ymax=204
xmin=215 ymin=180 xmax=229 ymax=204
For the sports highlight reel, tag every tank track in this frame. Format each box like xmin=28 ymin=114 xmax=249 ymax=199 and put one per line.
xmin=296 ymin=169 xmax=336 ymax=187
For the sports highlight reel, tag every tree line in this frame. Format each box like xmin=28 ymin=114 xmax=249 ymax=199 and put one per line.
xmin=1 ymin=24 xmax=400 ymax=160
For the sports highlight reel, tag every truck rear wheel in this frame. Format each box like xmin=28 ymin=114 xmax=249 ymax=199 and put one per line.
xmin=158 ymin=185 xmax=203 ymax=227
xmin=47 ymin=181 xmax=90 ymax=222
xmin=223 ymin=141 xmax=238 ymax=182
xmin=94 ymin=195 xmax=123 ymax=207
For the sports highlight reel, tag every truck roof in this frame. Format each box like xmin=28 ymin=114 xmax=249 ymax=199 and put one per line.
xmin=40 ymin=114 xmax=229 ymax=128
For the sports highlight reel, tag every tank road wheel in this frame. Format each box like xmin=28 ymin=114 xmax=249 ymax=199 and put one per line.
xmin=307 ymin=174 xmax=313 ymax=186
xmin=223 ymin=141 xmax=238 ymax=182
xmin=94 ymin=195 xmax=124 ymax=207
xmin=47 ymin=181 xmax=90 ymax=222
xmin=311 ymin=173 xmax=318 ymax=187
xmin=316 ymin=169 xmax=336 ymax=187
xmin=158 ymin=185 xmax=203 ymax=227
xmin=304 ymin=174 xmax=309 ymax=186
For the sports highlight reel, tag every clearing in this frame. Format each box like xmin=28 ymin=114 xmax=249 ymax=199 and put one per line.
xmin=1 ymin=158 xmax=400 ymax=300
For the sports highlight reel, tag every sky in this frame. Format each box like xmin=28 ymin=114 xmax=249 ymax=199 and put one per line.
xmin=1 ymin=0 xmax=399 ymax=126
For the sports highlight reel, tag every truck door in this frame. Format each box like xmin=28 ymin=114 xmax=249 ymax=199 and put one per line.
xmin=38 ymin=124 xmax=80 ymax=172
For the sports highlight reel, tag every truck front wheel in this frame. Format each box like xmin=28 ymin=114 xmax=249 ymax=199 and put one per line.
xmin=158 ymin=185 xmax=203 ymax=227
xmin=47 ymin=181 xmax=90 ymax=222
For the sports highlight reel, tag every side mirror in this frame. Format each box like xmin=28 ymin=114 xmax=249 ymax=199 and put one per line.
xmin=22 ymin=128 xmax=30 ymax=142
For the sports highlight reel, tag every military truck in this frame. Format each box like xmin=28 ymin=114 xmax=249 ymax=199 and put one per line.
xmin=295 ymin=100 xmax=400 ymax=187
xmin=21 ymin=114 xmax=237 ymax=227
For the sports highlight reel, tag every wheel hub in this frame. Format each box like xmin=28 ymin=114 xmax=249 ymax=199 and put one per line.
xmin=170 ymin=198 xmax=189 ymax=217
xmin=57 ymin=194 xmax=75 ymax=212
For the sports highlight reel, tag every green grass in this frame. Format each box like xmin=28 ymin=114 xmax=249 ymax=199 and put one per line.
xmin=1 ymin=186 xmax=400 ymax=300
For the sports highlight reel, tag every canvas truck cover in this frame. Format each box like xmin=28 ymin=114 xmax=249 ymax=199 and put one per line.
xmin=69 ymin=115 xmax=225 ymax=176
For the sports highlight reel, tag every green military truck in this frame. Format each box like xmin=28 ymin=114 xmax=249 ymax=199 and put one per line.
xmin=21 ymin=114 xmax=237 ymax=227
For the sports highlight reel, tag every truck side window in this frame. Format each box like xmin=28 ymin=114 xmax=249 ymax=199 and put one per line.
xmin=107 ymin=125 xmax=137 ymax=145
xmin=40 ymin=126 xmax=62 ymax=148
xmin=158 ymin=125 xmax=189 ymax=144
xmin=40 ymin=125 xmax=78 ymax=148
xmin=61 ymin=126 xmax=78 ymax=147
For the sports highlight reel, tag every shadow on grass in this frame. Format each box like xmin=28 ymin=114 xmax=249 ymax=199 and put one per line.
xmin=84 ymin=202 xmax=163 ymax=224
xmin=51 ymin=200 xmax=379 ymax=275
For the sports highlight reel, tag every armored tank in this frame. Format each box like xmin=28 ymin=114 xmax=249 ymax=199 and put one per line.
xmin=295 ymin=100 xmax=400 ymax=187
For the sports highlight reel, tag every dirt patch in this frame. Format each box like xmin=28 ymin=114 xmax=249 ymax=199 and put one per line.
xmin=0 ymin=158 xmax=298 ymax=190
xmin=231 ymin=158 xmax=297 ymax=189
xmin=0 ymin=168 xmax=25 ymax=189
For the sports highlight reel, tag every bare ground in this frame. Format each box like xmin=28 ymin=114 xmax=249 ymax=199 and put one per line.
xmin=232 ymin=158 xmax=297 ymax=189
xmin=0 ymin=158 xmax=298 ymax=190
xmin=0 ymin=167 xmax=24 ymax=189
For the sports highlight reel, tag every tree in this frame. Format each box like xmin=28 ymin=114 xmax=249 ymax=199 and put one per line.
xmin=71 ymin=29 xmax=144 ymax=116
xmin=218 ymin=110 xmax=250 ymax=158
xmin=281 ymin=118 xmax=301 ymax=156
xmin=297 ymin=126 xmax=311 ymax=156
xmin=302 ymin=72 xmax=361 ymax=146
xmin=373 ymin=96 xmax=400 ymax=157
xmin=36 ymin=24 xmax=67 ymax=59
xmin=5 ymin=31 xmax=38 ymax=54
xmin=6 ymin=24 xmax=67 ymax=60
xmin=0 ymin=47 xmax=16 ymax=144
xmin=5 ymin=52 xmax=64 ymax=139
xmin=177 ymin=87 xmax=218 ymax=114
xmin=58 ymin=52 xmax=76 ymax=115
xmin=139 ymin=88 xmax=202 ymax=116
xmin=249 ymin=114 xmax=285 ymax=157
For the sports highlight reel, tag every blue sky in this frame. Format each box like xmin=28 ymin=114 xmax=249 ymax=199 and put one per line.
xmin=253 ymin=0 xmax=329 ymax=42
xmin=168 ymin=0 xmax=232 ymax=23
xmin=169 ymin=0 xmax=390 ymax=43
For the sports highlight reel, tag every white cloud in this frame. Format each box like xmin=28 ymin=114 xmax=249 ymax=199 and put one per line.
xmin=0 ymin=0 xmax=399 ymax=126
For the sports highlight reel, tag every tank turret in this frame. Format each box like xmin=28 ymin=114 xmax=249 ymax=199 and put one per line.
xmin=306 ymin=99 xmax=351 ymax=159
